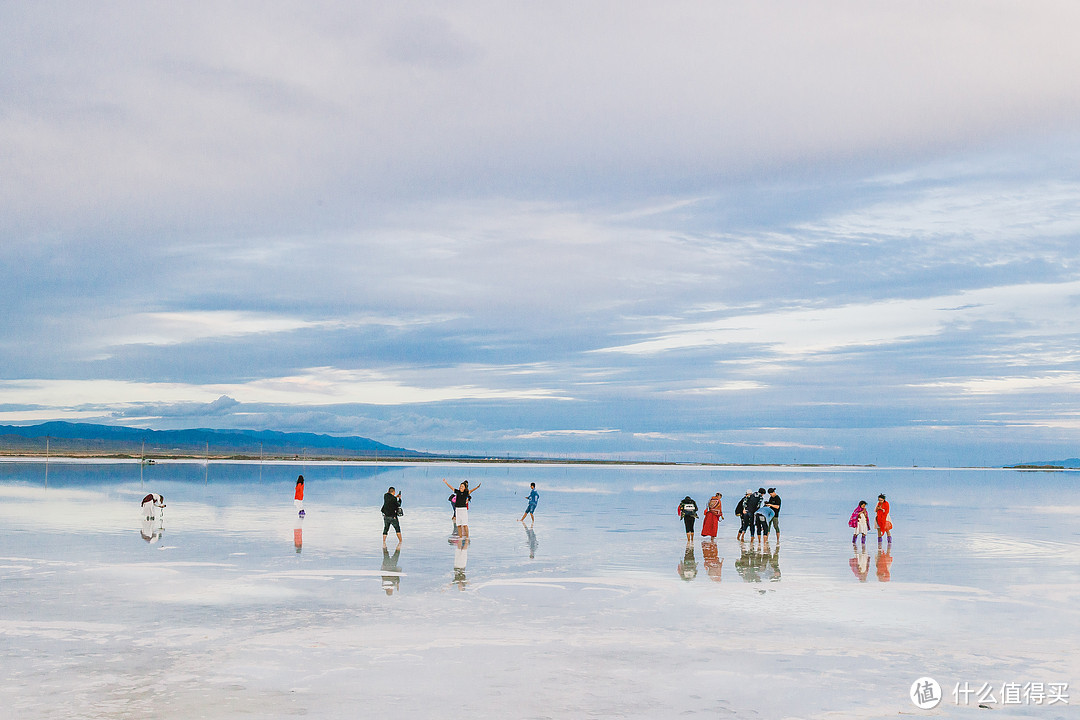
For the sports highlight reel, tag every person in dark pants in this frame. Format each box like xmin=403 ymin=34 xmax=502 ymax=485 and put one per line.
xmin=743 ymin=489 xmax=762 ymax=541
xmin=381 ymin=544 xmax=402 ymax=595
xmin=381 ymin=486 xmax=402 ymax=545
xmin=735 ymin=490 xmax=752 ymax=541
xmin=678 ymin=495 xmax=699 ymax=543
xmin=754 ymin=487 xmax=769 ymax=539
xmin=765 ymin=487 xmax=782 ymax=543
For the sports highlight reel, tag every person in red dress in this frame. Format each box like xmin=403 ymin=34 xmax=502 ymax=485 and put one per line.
xmin=875 ymin=493 xmax=892 ymax=545
xmin=701 ymin=492 xmax=723 ymax=538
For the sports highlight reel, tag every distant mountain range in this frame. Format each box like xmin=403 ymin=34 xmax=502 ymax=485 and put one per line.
xmin=0 ymin=421 xmax=429 ymax=460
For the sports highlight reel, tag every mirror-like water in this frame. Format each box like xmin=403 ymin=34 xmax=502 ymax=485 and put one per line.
xmin=2 ymin=461 xmax=1076 ymax=718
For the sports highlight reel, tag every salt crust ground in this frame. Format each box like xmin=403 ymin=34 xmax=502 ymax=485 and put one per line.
xmin=0 ymin=463 xmax=1076 ymax=719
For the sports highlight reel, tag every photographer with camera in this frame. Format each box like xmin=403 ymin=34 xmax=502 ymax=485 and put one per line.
xmin=381 ymin=486 xmax=403 ymax=545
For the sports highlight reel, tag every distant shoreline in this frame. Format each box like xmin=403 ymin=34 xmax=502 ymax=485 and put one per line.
xmin=0 ymin=449 xmax=872 ymax=467
xmin=2 ymin=450 xmax=1060 ymax=470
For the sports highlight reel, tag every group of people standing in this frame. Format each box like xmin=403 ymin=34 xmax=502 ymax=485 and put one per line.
xmin=293 ymin=475 xmax=540 ymax=546
xmin=679 ymin=488 xmax=896 ymax=548
xmin=677 ymin=488 xmax=781 ymax=544
xmin=294 ymin=475 xmax=896 ymax=554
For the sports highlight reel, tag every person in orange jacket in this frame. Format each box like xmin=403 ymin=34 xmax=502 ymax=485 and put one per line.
xmin=294 ymin=475 xmax=305 ymax=517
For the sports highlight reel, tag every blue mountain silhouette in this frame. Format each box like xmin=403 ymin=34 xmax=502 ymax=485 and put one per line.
xmin=0 ymin=421 xmax=426 ymax=458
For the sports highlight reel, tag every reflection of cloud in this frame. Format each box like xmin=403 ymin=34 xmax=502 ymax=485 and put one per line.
xmin=539 ymin=487 xmax=616 ymax=495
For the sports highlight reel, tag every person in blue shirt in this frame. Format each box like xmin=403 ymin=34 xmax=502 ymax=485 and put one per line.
xmin=520 ymin=482 xmax=540 ymax=524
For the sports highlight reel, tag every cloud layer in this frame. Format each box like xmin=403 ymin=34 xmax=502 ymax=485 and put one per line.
xmin=3 ymin=2 xmax=1080 ymax=465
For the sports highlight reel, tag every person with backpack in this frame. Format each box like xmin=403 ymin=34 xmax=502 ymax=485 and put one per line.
xmin=678 ymin=495 xmax=699 ymax=543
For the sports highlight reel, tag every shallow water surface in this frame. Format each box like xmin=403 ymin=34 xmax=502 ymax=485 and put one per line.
xmin=1 ymin=461 xmax=1076 ymax=718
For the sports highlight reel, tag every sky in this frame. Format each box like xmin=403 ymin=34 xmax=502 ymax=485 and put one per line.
xmin=4 ymin=1 xmax=1080 ymax=466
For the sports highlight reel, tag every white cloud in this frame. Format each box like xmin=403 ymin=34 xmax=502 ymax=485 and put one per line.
xmin=665 ymin=382 xmax=768 ymax=394
xmin=0 ymin=366 xmax=568 ymax=411
xmin=6 ymin=3 xmax=1080 ymax=232
xmin=511 ymin=429 xmax=618 ymax=440
xmin=597 ymin=280 xmax=1080 ymax=357
xmin=797 ymin=181 xmax=1080 ymax=252
xmin=106 ymin=311 xmax=330 ymax=346
xmin=101 ymin=310 xmax=457 ymax=347
xmin=916 ymin=372 xmax=1080 ymax=396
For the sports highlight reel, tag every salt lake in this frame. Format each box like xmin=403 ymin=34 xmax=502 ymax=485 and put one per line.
xmin=1 ymin=460 xmax=1076 ymax=718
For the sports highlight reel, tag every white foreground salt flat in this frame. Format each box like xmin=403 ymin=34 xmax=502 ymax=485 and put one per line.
xmin=1 ymin=461 xmax=1077 ymax=719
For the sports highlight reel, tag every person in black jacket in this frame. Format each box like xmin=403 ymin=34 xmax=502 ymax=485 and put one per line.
xmin=678 ymin=496 xmax=699 ymax=543
xmin=745 ymin=489 xmax=763 ymax=541
xmin=735 ymin=489 xmax=752 ymax=541
xmin=381 ymin=486 xmax=403 ymax=545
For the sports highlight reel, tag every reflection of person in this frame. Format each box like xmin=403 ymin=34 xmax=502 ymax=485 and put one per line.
xmin=875 ymin=494 xmax=893 ymax=544
xmin=849 ymin=501 xmax=870 ymax=546
xmin=293 ymin=515 xmax=303 ymax=554
xmin=381 ymin=486 xmax=403 ymax=545
xmin=701 ymin=540 xmax=723 ymax=582
xmin=444 ymin=479 xmax=480 ymax=537
xmin=678 ymin=496 xmax=699 ymax=543
xmin=875 ymin=545 xmax=893 ymax=582
xmin=762 ymin=543 xmax=781 ymax=582
xmin=765 ymin=488 xmax=781 ymax=543
xmin=677 ymin=544 xmax=698 ymax=581
xmin=141 ymin=493 xmax=165 ymax=521
xmin=294 ymin=475 xmax=305 ymax=517
xmin=520 ymin=482 xmax=539 ymax=523
xmin=451 ymin=536 xmax=469 ymax=590
xmin=381 ymin=545 xmax=402 ymax=595
xmin=734 ymin=544 xmax=761 ymax=583
xmin=850 ymin=546 xmax=870 ymax=582
xmin=140 ymin=519 xmax=162 ymax=543
xmin=525 ymin=525 xmax=538 ymax=559
xmin=701 ymin=492 xmax=723 ymax=538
